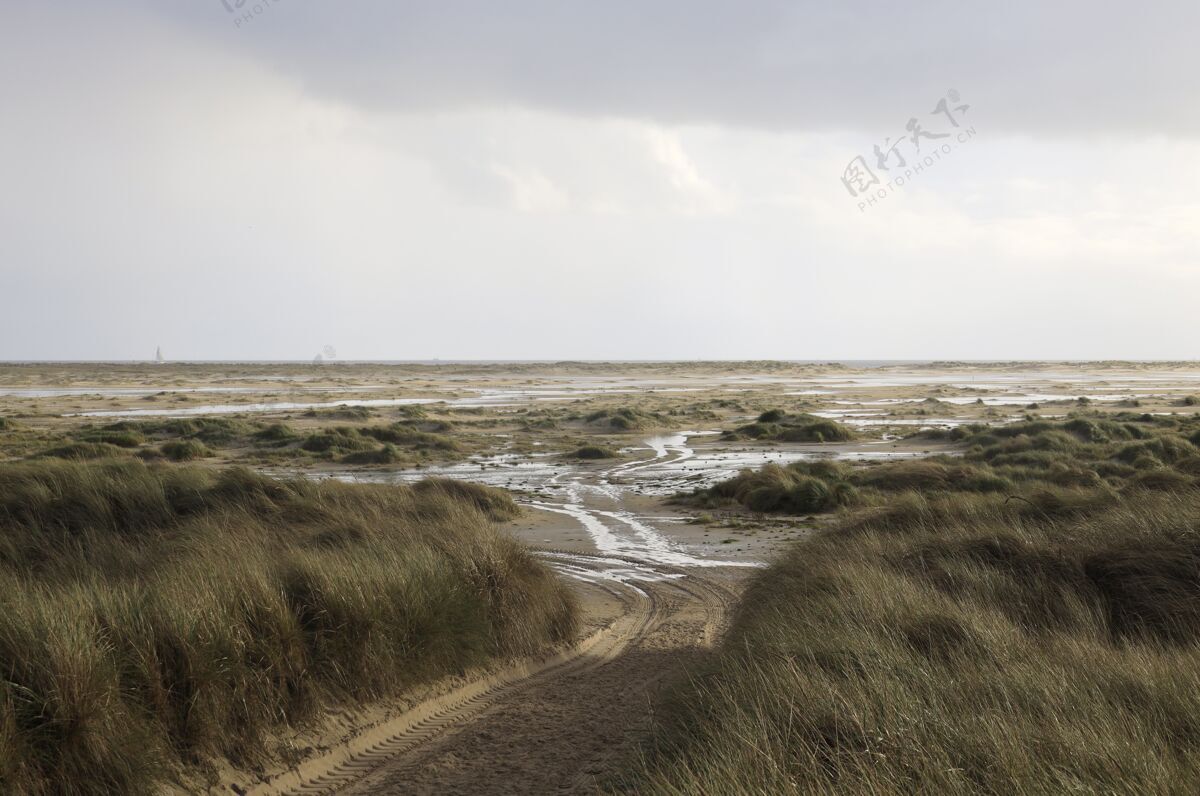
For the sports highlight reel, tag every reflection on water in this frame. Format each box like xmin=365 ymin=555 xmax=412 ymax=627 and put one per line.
xmin=311 ymin=432 xmax=928 ymax=570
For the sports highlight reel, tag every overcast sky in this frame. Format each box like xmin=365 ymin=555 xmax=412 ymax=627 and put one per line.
xmin=1 ymin=1 xmax=1197 ymax=360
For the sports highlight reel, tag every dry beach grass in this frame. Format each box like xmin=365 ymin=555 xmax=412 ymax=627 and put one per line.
xmin=5 ymin=363 xmax=1200 ymax=794
xmin=0 ymin=460 xmax=577 ymax=794
xmin=625 ymin=415 xmax=1200 ymax=795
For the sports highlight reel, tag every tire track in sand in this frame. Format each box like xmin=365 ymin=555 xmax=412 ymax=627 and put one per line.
xmin=248 ymin=432 xmax=746 ymax=795
xmin=246 ymin=555 xmax=682 ymax=796
xmin=341 ymin=570 xmax=733 ymax=795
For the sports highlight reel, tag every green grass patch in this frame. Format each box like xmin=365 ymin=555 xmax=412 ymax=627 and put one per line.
xmin=160 ymin=440 xmax=211 ymax=462
xmin=359 ymin=425 xmax=457 ymax=451
xmin=78 ymin=429 xmax=146 ymax=448
xmin=38 ymin=442 xmax=126 ymax=460
xmin=253 ymin=422 xmax=297 ymax=443
xmin=300 ymin=427 xmax=378 ymax=454
xmin=340 ymin=444 xmax=403 ymax=465
xmin=99 ymin=418 xmax=253 ymax=447
xmin=725 ymin=411 xmax=855 ymax=443
xmin=584 ymin=408 xmax=663 ymax=431
xmin=302 ymin=406 xmax=374 ymax=421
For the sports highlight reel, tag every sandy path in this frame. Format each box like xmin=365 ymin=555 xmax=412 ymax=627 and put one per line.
xmin=243 ymin=436 xmax=752 ymax=795
xmin=343 ymin=566 xmax=736 ymax=795
xmin=244 ymin=556 xmax=738 ymax=796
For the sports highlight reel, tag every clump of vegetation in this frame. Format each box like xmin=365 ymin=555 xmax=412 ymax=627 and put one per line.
xmin=690 ymin=462 xmax=857 ymax=514
xmin=33 ymin=415 xmax=463 ymax=469
xmin=724 ymin=411 xmax=855 ymax=443
xmin=143 ymin=417 xmax=251 ymax=446
xmin=584 ymin=407 xmax=662 ymax=431
xmin=38 ymin=442 xmax=126 ymax=460
xmin=298 ymin=425 xmax=457 ymax=458
xmin=568 ymin=445 xmax=620 ymax=460
xmin=300 ymin=427 xmax=378 ymax=455
xmin=856 ymin=459 xmax=1012 ymax=493
xmin=626 ymin=488 xmax=1200 ymax=794
xmin=94 ymin=418 xmax=252 ymax=448
xmin=1181 ymin=395 xmax=1199 ymax=407
xmin=302 ymin=406 xmax=374 ymax=421
xmin=341 ymin=444 xmax=402 ymax=465
xmin=0 ymin=417 xmax=16 ymax=431
xmin=253 ymin=422 xmax=297 ymax=444
xmin=394 ymin=405 xmax=429 ymax=420
xmin=687 ymin=415 xmax=1199 ymax=515
xmin=0 ymin=460 xmax=574 ymax=793
xmin=160 ymin=439 xmax=211 ymax=461
xmin=411 ymin=477 xmax=521 ymax=522
xmin=79 ymin=428 xmax=146 ymax=448
xmin=360 ymin=424 xmax=457 ymax=451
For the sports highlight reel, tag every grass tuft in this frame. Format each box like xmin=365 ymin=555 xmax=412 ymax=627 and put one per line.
xmin=340 ymin=444 xmax=402 ymax=465
xmin=38 ymin=442 xmax=126 ymax=460
xmin=691 ymin=415 xmax=1200 ymax=516
xmin=159 ymin=439 xmax=211 ymax=461
xmin=625 ymin=488 xmax=1200 ymax=794
xmin=0 ymin=460 xmax=573 ymax=793
xmin=725 ymin=411 xmax=855 ymax=443
xmin=568 ymin=445 xmax=620 ymax=460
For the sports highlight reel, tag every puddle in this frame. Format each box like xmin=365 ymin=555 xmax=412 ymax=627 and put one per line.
xmin=538 ymin=551 xmax=687 ymax=589
xmin=305 ymin=431 xmax=928 ymax=569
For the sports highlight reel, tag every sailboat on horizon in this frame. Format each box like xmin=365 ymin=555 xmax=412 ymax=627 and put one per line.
xmin=155 ymin=346 xmax=165 ymax=364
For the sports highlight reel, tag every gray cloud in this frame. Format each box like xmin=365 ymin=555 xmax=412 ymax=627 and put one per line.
xmin=141 ymin=0 xmax=1200 ymax=137
xmin=2 ymin=1 xmax=1199 ymax=360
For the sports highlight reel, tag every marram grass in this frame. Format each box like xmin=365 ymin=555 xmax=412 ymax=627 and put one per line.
xmin=626 ymin=442 xmax=1200 ymax=794
xmin=0 ymin=459 xmax=577 ymax=794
